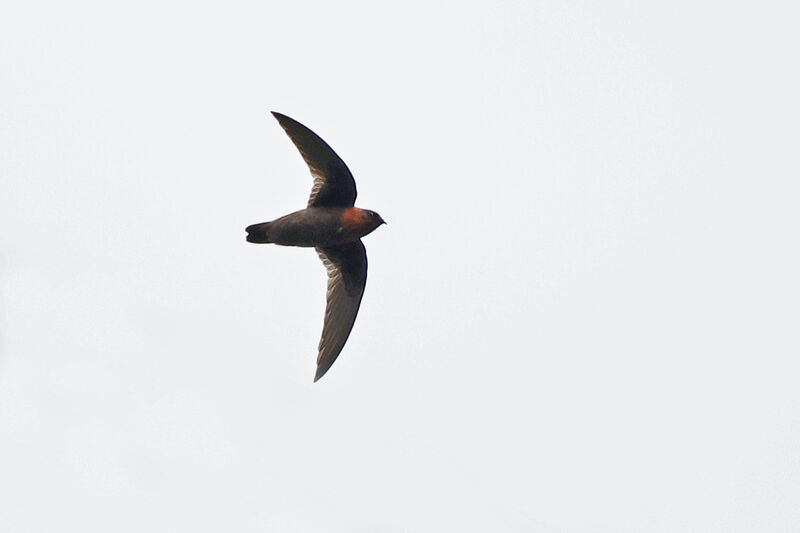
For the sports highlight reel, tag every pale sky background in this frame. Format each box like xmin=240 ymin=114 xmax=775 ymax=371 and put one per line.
xmin=1 ymin=1 xmax=799 ymax=532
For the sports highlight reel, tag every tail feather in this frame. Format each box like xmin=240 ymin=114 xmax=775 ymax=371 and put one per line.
xmin=246 ymin=222 xmax=272 ymax=243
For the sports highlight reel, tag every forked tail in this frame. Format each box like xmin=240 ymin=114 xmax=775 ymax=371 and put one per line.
xmin=246 ymin=222 xmax=272 ymax=243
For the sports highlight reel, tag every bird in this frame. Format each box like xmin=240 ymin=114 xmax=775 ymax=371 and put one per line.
xmin=246 ymin=112 xmax=385 ymax=382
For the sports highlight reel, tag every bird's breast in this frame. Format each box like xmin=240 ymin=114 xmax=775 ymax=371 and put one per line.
xmin=341 ymin=207 xmax=370 ymax=232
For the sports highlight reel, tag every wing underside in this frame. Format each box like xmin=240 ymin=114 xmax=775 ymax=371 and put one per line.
xmin=271 ymin=112 xmax=357 ymax=208
xmin=314 ymin=240 xmax=368 ymax=381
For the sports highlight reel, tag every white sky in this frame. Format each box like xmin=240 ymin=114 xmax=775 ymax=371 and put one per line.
xmin=2 ymin=1 xmax=799 ymax=532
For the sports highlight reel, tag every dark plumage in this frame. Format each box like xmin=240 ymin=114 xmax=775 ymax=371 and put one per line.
xmin=246 ymin=112 xmax=385 ymax=382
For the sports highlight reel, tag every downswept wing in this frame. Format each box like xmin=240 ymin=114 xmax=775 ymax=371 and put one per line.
xmin=314 ymin=240 xmax=368 ymax=382
xmin=271 ymin=112 xmax=357 ymax=208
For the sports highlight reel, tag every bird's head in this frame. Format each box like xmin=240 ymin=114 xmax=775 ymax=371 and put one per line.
xmin=343 ymin=207 xmax=386 ymax=237
xmin=360 ymin=209 xmax=386 ymax=236
xmin=364 ymin=210 xmax=386 ymax=227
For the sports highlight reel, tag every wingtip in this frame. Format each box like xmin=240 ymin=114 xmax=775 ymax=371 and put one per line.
xmin=313 ymin=367 xmax=326 ymax=383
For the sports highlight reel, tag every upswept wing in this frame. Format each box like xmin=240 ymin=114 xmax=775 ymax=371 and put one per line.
xmin=271 ymin=112 xmax=357 ymax=208
xmin=314 ymin=240 xmax=368 ymax=382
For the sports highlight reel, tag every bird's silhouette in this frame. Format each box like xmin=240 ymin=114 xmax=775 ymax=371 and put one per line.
xmin=246 ymin=112 xmax=385 ymax=382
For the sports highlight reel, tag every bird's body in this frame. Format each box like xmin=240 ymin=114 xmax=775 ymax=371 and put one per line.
xmin=246 ymin=112 xmax=385 ymax=382
xmin=247 ymin=206 xmax=383 ymax=247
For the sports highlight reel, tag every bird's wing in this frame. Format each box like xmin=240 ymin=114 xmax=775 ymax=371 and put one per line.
xmin=314 ymin=240 xmax=368 ymax=382
xmin=271 ymin=112 xmax=357 ymax=208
